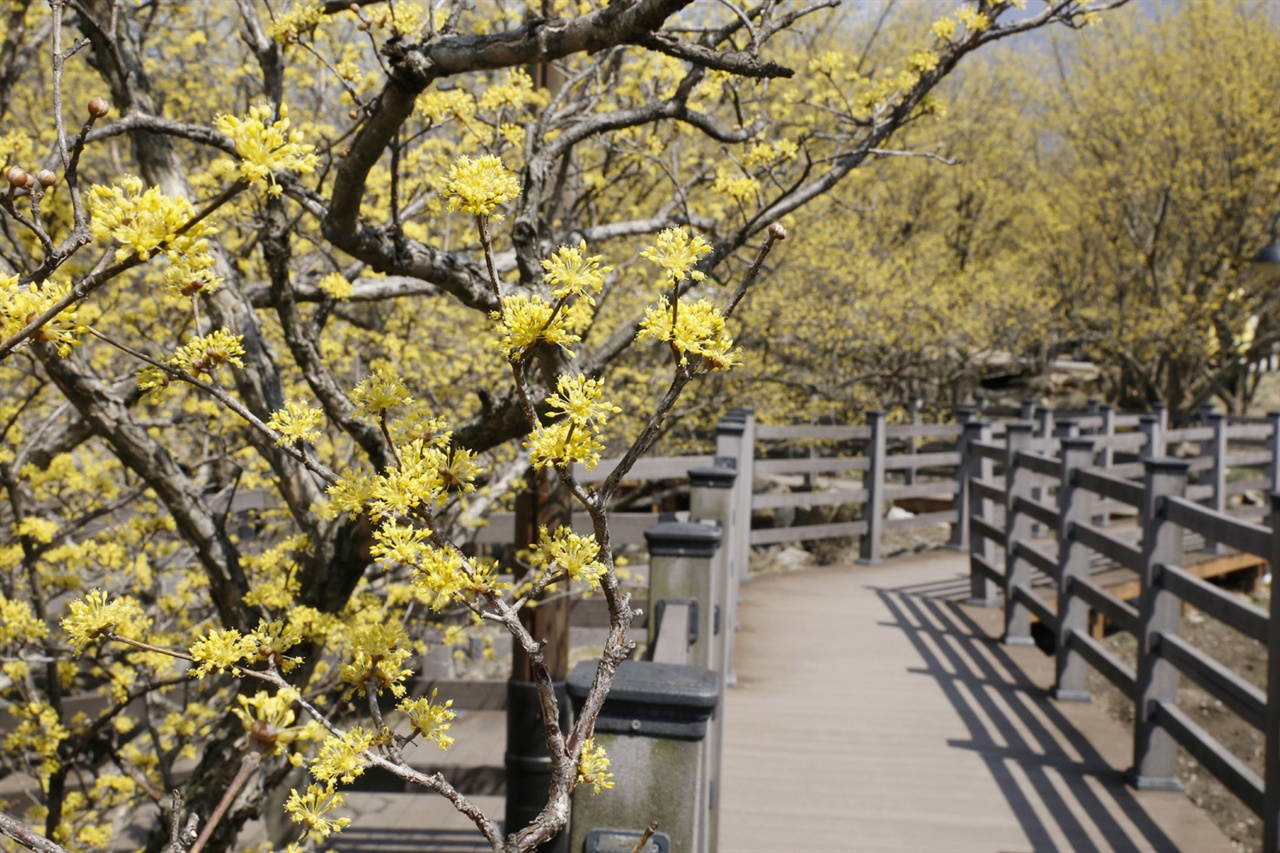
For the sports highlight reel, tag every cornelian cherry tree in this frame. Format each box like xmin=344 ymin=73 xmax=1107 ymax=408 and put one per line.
xmin=0 ymin=1 xmax=1120 ymax=851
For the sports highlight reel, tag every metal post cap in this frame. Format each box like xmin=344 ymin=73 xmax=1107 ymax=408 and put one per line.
xmin=644 ymin=521 xmax=722 ymax=557
xmin=688 ymin=463 xmax=736 ymax=489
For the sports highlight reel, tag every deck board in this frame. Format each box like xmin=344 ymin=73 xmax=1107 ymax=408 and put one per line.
xmin=719 ymin=549 xmax=1232 ymax=852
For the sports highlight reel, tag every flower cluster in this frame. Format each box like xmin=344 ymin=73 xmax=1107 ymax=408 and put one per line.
xmin=316 ymin=271 xmax=354 ymax=300
xmin=542 ymin=241 xmax=611 ymax=302
xmin=284 ymin=783 xmax=351 ymax=841
xmin=189 ymin=627 xmax=257 ymax=677
xmin=311 ymin=727 xmax=375 ymax=785
xmin=491 ymin=293 xmax=587 ymax=359
xmin=577 ymin=738 xmax=615 ymax=794
xmin=546 ymin=373 xmax=620 ymax=428
xmin=637 ymin=297 xmax=739 ymax=369
xmin=216 ymin=102 xmax=318 ymax=194
xmin=526 ymin=374 xmax=619 ymax=471
xmin=532 ymin=525 xmax=607 ymax=588
xmin=399 ymin=689 xmax=456 ymax=750
xmin=61 ymin=590 xmax=150 ymax=653
xmin=641 ymin=226 xmax=712 ymax=283
xmin=712 ymin=165 xmax=760 ymax=206
xmin=350 ymin=368 xmax=412 ymax=420
xmin=0 ymin=593 xmax=46 ymax=647
xmin=270 ymin=1 xmax=325 ymax=43
xmin=340 ymin=623 xmax=414 ymax=698
xmin=168 ymin=329 xmax=246 ymax=375
xmin=268 ymin=400 xmax=326 ymax=446
xmin=88 ymin=176 xmax=209 ymax=261
xmin=444 ymin=155 xmax=520 ymax=217
xmin=0 ymin=276 xmax=85 ymax=357
xmin=232 ymin=688 xmax=306 ymax=753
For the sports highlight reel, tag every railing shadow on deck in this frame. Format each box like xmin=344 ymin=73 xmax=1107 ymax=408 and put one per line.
xmin=874 ymin=573 xmax=1179 ymax=853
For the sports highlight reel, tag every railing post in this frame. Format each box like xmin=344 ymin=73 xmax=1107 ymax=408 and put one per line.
xmin=683 ymin=464 xmax=736 ymax=853
xmin=906 ymin=394 xmax=923 ymax=486
xmin=1154 ymin=401 xmax=1169 ymax=436
xmin=1133 ymin=457 xmax=1189 ymax=790
xmin=1263 ymin=493 xmax=1280 ymax=853
xmin=1140 ymin=413 xmax=1163 ymax=460
xmin=1020 ymin=396 xmax=1037 ymax=421
xmin=1094 ymin=404 xmax=1115 ymax=526
xmin=642 ymin=519 xmax=723 ymax=852
xmin=715 ymin=409 xmax=755 ymax=592
xmin=1054 ymin=437 xmax=1096 ymax=701
xmin=966 ymin=419 xmax=996 ymax=605
xmin=1003 ymin=422 xmax=1036 ymax=646
xmin=1267 ymin=412 xmax=1280 ymax=493
xmin=859 ymin=409 xmax=887 ymax=565
xmin=1204 ymin=412 xmax=1227 ymax=554
xmin=1030 ymin=406 xmax=1054 ymax=536
xmin=948 ymin=405 xmax=977 ymax=550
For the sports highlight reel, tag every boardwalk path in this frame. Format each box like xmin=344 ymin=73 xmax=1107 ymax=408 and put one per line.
xmin=719 ymin=549 xmax=1231 ymax=852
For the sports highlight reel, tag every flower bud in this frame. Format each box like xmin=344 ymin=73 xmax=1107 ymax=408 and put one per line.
xmin=87 ymin=97 xmax=110 ymax=118
xmin=6 ymin=165 xmax=26 ymax=186
xmin=36 ymin=170 xmax=56 ymax=188
xmin=768 ymin=222 xmax=788 ymax=241
xmin=348 ymin=108 xmax=360 ymax=120
xmin=20 ymin=173 xmax=36 ymax=191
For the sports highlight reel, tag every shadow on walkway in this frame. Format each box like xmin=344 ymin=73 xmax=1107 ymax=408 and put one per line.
xmin=874 ymin=572 xmax=1182 ymax=852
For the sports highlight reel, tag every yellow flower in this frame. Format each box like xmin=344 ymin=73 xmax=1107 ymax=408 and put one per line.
xmin=399 ymin=689 xmax=455 ymax=750
xmin=316 ymin=271 xmax=354 ymax=300
xmin=712 ymin=166 xmax=759 ymax=206
xmin=444 ymin=155 xmax=520 ymax=217
xmin=61 ymin=590 xmax=150 ymax=654
xmin=492 ymin=293 xmax=581 ymax=359
xmin=411 ymin=546 xmax=469 ymax=609
xmin=284 ymin=783 xmax=351 ymax=841
xmin=577 ymin=738 xmax=614 ymax=794
xmin=311 ymin=727 xmax=375 ymax=784
xmin=545 ymin=374 xmax=620 ymax=427
xmin=637 ymin=297 xmax=740 ymax=369
xmin=0 ymin=277 xmax=85 ymax=357
xmin=88 ymin=175 xmax=209 ymax=261
xmin=526 ymin=420 xmax=605 ymax=471
xmin=0 ymin=593 xmax=47 ymax=647
xmin=270 ymin=2 xmax=325 ymax=43
xmin=340 ymin=624 xmax=414 ymax=698
xmin=189 ymin=628 xmax=257 ymax=678
xmin=233 ymin=688 xmax=304 ymax=753
xmin=351 ymin=368 xmax=412 ymax=420
xmin=216 ymin=102 xmax=318 ymax=193
xmin=268 ymin=400 xmax=325 ymax=446
xmin=640 ymin=227 xmax=712 ymax=282
xmin=542 ymin=241 xmax=612 ymax=301
xmin=167 ymin=329 xmax=246 ymax=376
xmin=533 ymin=526 xmax=607 ymax=588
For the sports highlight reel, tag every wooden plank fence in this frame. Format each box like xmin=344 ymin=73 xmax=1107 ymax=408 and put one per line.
xmin=963 ymin=409 xmax=1280 ymax=853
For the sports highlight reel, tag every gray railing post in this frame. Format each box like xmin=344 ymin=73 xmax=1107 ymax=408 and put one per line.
xmin=715 ymin=409 xmax=755 ymax=591
xmin=1140 ymin=414 xmax=1163 ymax=460
xmin=645 ymin=521 xmax=721 ymax=670
xmin=1054 ymin=437 xmax=1097 ymax=701
xmin=1263 ymin=493 xmax=1280 ymax=853
xmin=948 ymin=405 xmax=978 ymax=550
xmin=566 ymin=660 xmax=719 ymax=853
xmin=1268 ymin=412 xmax=1280 ymax=493
xmin=906 ymin=394 xmax=923 ymax=486
xmin=1133 ymin=457 xmax=1189 ymax=790
xmin=1003 ymin=422 xmax=1036 ymax=646
xmin=859 ymin=409 xmax=887 ymax=565
xmin=965 ymin=419 xmax=996 ymax=605
xmin=1020 ymin=396 xmax=1037 ymax=421
xmin=686 ymin=462 xmax=736 ymax=853
xmin=1204 ymin=412 xmax=1227 ymax=554
xmin=1154 ymin=402 xmax=1169 ymax=436
xmin=641 ymin=519 xmax=723 ymax=852
xmin=1094 ymin=404 xmax=1115 ymax=526
xmin=1030 ymin=407 xmax=1054 ymax=537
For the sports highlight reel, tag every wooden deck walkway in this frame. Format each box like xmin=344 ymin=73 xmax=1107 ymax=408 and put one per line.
xmin=719 ymin=549 xmax=1232 ymax=853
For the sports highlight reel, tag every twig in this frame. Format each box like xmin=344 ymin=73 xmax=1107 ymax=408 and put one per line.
xmin=629 ymin=821 xmax=659 ymax=853
xmin=0 ymin=811 xmax=71 ymax=853
xmin=187 ymin=751 xmax=261 ymax=853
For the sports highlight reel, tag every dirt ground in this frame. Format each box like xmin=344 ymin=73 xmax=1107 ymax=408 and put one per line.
xmin=1086 ymin=584 xmax=1271 ymax=853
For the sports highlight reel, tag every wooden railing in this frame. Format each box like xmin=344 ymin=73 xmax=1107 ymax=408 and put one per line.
xmin=964 ymin=411 xmax=1280 ymax=853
